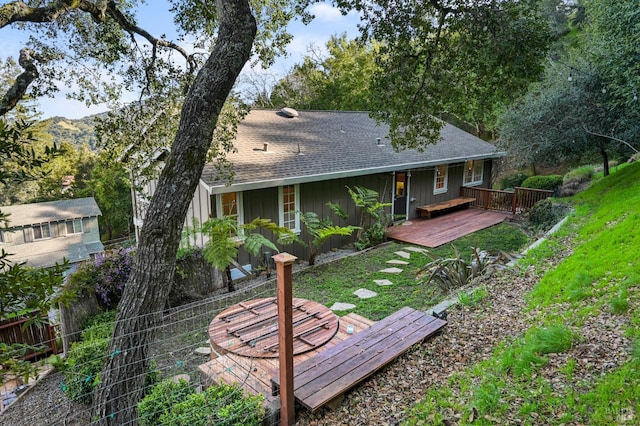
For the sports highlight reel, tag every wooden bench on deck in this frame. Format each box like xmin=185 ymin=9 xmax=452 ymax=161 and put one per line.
xmin=416 ymin=197 xmax=476 ymax=219
xmin=271 ymin=307 xmax=447 ymax=412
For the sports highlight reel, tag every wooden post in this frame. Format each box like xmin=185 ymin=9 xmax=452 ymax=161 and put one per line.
xmin=273 ymin=252 xmax=297 ymax=426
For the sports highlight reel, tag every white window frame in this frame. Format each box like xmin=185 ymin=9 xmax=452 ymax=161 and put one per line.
xmin=433 ymin=164 xmax=449 ymax=195
xmin=463 ymin=160 xmax=484 ymax=186
xmin=278 ymin=184 xmax=300 ymax=233
xmin=66 ymin=218 xmax=84 ymax=235
xmin=215 ymin=192 xmax=244 ymax=225
xmin=33 ymin=223 xmax=51 ymax=240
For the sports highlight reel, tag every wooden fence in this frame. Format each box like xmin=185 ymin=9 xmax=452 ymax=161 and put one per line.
xmin=0 ymin=316 xmax=59 ymax=360
xmin=460 ymin=186 xmax=553 ymax=214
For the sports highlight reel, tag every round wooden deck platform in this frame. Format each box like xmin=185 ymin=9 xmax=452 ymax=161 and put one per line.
xmin=209 ymin=297 xmax=339 ymax=358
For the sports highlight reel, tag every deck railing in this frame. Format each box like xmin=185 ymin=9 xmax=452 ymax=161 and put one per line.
xmin=0 ymin=316 xmax=59 ymax=360
xmin=460 ymin=186 xmax=553 ymax=214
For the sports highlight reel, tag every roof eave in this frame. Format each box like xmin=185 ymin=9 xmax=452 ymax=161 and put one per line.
xmin=204 ymin=151 xmax=506 ymax=194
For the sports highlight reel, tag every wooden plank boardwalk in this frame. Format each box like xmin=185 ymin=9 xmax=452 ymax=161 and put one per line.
xmin=271 ymin=307 xmax=446 ymax=411
xmin=198 ymin=312 xmax=374 ymax=404
xmin=387 ymin=207 xmax=510 ymax=247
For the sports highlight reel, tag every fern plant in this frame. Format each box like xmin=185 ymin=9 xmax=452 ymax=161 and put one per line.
xmin=299 ymin=211 xmax=358 ymax=265
xmin=183 ymin=216 xmax=296 ymax=291
xmin=345 ymin=185 xmax=392 ymax=249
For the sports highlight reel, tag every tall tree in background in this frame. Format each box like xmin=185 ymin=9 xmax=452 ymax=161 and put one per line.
xmin=497 ymin=0 xmax=640 ymax=175
xmin=334 ymin=0 xmax=553 ymax=146
xmin=269 ymin=34 xmax=380 ymax=110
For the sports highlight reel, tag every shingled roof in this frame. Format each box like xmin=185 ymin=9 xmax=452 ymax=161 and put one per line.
xmin=1 ymin=197 xmax=102 ymax=228
xmin=200 ymin=109 xmax=505 ymax=193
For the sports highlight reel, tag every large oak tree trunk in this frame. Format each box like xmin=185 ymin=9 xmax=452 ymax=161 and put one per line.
xmin=91 ymin=1 xmax=257 ymax=424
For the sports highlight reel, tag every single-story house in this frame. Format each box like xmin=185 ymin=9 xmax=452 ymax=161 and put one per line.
xmin=0 ymin=197 xmax=104 ymax=270
xmin=134 ymin=109 xmax=505 ymax=270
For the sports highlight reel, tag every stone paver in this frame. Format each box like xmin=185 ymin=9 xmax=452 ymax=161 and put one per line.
xmin=386 ymin=259 xmax=409 ymax=265
xmin=379 ymin=267 xmax=403 ymax=273
xmin=394 ymin=250 xmax=411 ymax=259
xmin=354 ymin=288 xmax=378 ymax=299
xmin=374 ymin=279 xmax=394 ymax=286
xmin=195 ymin=347 xmax=211 ymax=355
xmin=330 ymin=302 xmax=356 ymax=311
xmin=404 ymin=246 xmax=427 ymax=253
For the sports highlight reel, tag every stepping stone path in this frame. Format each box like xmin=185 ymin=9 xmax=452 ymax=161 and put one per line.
xmin=354 ymin=288 xmax=378 ymax=299
xmin=330 ymin=302 xmax=356 ymax=311
xmin=379 ymin=267 xmax=403 ymax=274
xmin=394 ymin=250 xmax=411 ymax=259
xmin=195 ymin=347 xmax=211 ymax=355
xmin=404 ymin=246 xmax=427 ymax=253
xmin=386 ymin=259 xmax=409 ymax=265
xmin=374 ymin=279 xmax=394 ymax=286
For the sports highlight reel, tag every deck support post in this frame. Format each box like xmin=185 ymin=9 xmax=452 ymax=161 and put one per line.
xmin=273 ymin=252 xmax=297 ymax=426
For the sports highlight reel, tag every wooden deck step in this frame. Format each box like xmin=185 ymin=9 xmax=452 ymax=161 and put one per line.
xmin=271 ymin=307 xmax=446 ymax=411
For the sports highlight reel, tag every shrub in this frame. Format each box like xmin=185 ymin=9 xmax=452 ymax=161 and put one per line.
xmin=561 ymin=166 xmax=595 ymax=197
xmin=416 ymin=246 xmax=492 ymax=293
xmin=139 ymin=380 xmax=265 ymax=426
xmin=62 ymin=312 xmax=115 ymax=403
xmin=528 ymin=199 xmax=570 ymax=231
xmin=521 ymin=175 xmax=563 ymax=191
xmin=499 ymin=172 xmax=529 ymax=190
xmin=138 ymin=378 xmax=196 ymax=426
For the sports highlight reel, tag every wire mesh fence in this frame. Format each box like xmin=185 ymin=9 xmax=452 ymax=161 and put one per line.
xmin=1 ymin=277 xmax=283 ymax=426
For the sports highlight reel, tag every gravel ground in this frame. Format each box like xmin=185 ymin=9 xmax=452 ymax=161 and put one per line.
xmin=2 ymin=242 xmax=631 ymax=425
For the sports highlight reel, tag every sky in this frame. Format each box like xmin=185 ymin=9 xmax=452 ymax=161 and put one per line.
xmin=1 ymin=1 xmax=361 ymax=119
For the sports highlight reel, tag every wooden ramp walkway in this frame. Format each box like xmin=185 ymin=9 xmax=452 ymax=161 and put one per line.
xmin=271 ymin=307 xmax=447 ymax=411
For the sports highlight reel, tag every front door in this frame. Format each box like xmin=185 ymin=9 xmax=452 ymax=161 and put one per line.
xmin=394 ymin=172 xmax=408 ymax=219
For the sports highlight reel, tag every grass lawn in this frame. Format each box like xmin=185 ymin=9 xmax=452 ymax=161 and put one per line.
xmin=292 ymin=222 xmax=529 ymax=321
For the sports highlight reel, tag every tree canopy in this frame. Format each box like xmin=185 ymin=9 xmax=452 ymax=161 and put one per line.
xmin=497 ymin=0 xmax=640 ymax=175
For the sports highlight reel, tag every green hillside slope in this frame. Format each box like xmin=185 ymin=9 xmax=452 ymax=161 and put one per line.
xmin=406 ymin=162 xmax=640 ymax=425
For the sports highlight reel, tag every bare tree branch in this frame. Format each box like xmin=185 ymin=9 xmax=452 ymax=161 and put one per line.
xmin=0 ymin=48 xmax=38 ymax=116
xmin=583 ymin=126 xmax=640 ymax=154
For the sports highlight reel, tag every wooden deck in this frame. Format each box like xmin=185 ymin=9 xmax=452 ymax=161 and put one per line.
xmin=271 ymin=307 xmax=446 ymax=411
xmin=387 ymin=207 xmax=510 ymax=247
xmin=198 ymin=312 xmax=375 ymax=405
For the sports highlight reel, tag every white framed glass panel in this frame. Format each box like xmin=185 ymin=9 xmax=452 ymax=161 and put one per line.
xmin=66 ymin=218 xmax=83 ymax=234
xmin=433 ymin=165 xmax=448 ymax=194
xmin=215 ymin=192 xmax=244 ymax=225
xmin=463 ymin=160 xmax=484 ymax=186
xmin=33 ymin=223 xmax=51 ymax=240
xmin=279 ymin=184 xmax=300 ymax=233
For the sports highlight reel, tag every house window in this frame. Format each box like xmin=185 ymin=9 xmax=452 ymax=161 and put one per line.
xmin=463 ymin=160 xmax=484 ymax=186
xmin=33 ymin=223 xmax=51 ymax=240
xmin=434 ymin=165 xmax=448 ymax=194
xmin=215 ymin=192 xmax=244 ymax=224
xmin=279 ymin=184 xmax=300 ymax=232
xmin=66 ymin=218 xmax=83 ymax=234
xmin=0 ymin=231 xmax=4 ymax=244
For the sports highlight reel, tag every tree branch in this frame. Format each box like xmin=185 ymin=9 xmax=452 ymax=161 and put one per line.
xmin=0 ymin=48 xmax=38 ymax=117
xmin=583 ymin=126 xmax=639 ymax=154
xmin=0 ymin=0 xmax=197 ymax=116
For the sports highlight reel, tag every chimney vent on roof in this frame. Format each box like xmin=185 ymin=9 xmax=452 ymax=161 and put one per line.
xmin=263 ymin=143 xmax=269 ymax=152
xmin=280 ymin=107 xmax=299 ymax=118
xmin=376 ymin=137 xmax=384 ymax=146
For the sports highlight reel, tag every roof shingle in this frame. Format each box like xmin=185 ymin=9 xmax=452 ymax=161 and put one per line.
xmin=201 ymin=110 xmax=503 ymax=192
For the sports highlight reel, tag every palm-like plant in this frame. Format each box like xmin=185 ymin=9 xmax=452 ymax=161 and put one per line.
xmin=184 ymin=216 xmax=296 ymax=291
xmin=299 ymin=211 xmax=359 ymax=265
